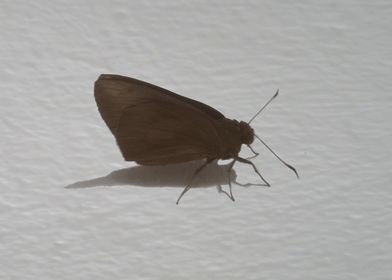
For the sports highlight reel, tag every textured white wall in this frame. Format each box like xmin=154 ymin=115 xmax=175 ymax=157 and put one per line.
xmin=1 ymin=1 xmax=391 ymax=279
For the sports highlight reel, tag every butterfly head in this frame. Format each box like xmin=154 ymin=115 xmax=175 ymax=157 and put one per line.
xmin=239 ymin=121 xmax=254 ymax=145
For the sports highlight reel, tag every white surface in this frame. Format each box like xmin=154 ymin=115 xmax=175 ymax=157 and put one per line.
xmin=1 ymin=1 xmax=391 ymax=279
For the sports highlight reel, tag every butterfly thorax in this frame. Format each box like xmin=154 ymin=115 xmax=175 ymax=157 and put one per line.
xmin=214 ymin=118 xmax=249 ymax=160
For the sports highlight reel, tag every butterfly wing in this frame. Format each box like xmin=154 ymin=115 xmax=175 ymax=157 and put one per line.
xmin=94 ymin=74 xmax=224 ymax=165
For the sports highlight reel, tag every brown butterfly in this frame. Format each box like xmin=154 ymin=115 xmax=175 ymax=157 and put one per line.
xmin=94 ymin=74 xmax=298 ymax=204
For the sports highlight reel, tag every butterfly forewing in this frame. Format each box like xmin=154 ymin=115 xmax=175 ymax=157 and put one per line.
xmin=94 ymin=74 xmax=224 ymax=165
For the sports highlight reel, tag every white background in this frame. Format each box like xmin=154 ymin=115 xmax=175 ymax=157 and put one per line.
xmin=1 ymin=1 xmax=391 ymax=279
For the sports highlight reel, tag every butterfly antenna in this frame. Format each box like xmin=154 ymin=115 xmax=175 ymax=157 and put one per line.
xmin=248 ymin=89 xmax=279 ymax=124
xmin=254 ymin=133 xmax=299 ymax=178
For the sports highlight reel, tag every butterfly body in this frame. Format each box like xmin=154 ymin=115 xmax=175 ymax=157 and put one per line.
xmin=94 ymin=74 xmax=296 ymax=203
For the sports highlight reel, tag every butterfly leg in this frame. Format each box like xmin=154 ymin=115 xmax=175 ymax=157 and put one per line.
xmin=216 ymin=184 xmax=233 ymax=201
xmin=232 ymin=180 xmax=266 ymax=187
xmin=225 ymin=160 xmax=236 ymax=201
xmin=235 ymin=156 xmax=270 ymax=187
xmin=246 ymin=144 xmax=259 ymax=160
xmin=176 ymin=159 xmax=212 ymax=204
xmin=216 ymin=160 xmax=236 ymax=201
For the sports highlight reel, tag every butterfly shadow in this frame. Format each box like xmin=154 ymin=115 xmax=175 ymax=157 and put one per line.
xmin=64 ymin=160 xmax=252 ymax=193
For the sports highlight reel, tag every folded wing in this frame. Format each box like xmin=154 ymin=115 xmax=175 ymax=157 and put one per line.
xmin=94 ymin=75 xmax=223 ymax=165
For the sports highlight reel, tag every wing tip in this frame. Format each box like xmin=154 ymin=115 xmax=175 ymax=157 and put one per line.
xmin=94 ymin=74 xmax=129 ymax=97
xmin=96 ymin=74 xmax=119 ymax=83
xmin=96 ymin=74 xmax=140 ymax=84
